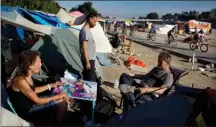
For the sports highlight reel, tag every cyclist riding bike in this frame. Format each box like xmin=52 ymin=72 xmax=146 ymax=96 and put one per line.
xmin=149 ymin=25 xmax=156 ymax=34
xmin=167 ymin=28 xmax=175 ymax=44
xmin=198 ymin=29 xmax=207 ymax=42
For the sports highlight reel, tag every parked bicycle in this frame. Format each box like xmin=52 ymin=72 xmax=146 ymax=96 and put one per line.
xmin=165 ymin=35 xmax=177 ymax=46
xmin=147 ymin=33 xmax=156 ymax=41
xmin=189 ymin=41 xmax=208 ymax=53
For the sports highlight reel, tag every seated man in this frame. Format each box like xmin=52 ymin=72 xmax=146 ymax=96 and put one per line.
xmin=119 ymin=52 xmax=174 ymax=111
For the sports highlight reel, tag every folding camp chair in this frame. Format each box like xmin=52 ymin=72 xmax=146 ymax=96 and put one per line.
xmin=118 ymin=67 xmax=189 ymax=108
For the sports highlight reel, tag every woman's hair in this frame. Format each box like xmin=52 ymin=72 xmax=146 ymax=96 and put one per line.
xmin=17 ymin=50 xmax=40 ymax=77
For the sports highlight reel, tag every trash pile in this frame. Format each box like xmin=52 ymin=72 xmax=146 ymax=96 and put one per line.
xmin=195 ymin=63 xmax=216 ymax=78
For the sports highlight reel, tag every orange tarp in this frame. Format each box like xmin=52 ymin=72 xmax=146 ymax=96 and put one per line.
xmin=128 ymin=56 xmax=146 ymax=67
xmin=188 ymin=20 xmax=211 ymax=32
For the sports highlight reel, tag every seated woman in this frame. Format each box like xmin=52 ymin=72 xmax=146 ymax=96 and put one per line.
xmin=7 ymin=50 xmax=68 ymax=125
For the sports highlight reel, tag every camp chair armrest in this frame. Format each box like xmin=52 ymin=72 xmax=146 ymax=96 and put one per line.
xmin=175 ymin=71 xmax=189 ymax=84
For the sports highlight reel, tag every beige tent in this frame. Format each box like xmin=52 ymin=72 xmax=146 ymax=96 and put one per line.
xmin=56 ymin=9 xmax=112 ymax=53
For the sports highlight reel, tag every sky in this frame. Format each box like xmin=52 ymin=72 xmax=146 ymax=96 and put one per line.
xmin=57 ymin=1 xmax=216 ymax=18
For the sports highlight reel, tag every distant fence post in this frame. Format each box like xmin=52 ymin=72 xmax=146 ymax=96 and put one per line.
xmin=192 ymin=52 xmax=196 ymax=71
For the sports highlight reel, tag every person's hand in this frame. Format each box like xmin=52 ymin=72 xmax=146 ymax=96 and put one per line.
xmin=51 ymin=81 xmax=63 ymax=88
xmin=137 ymin=88 xmax=148 ymax=94
xmin=86 ymin=62 xmax=91 ymax=70
xmin=59 ymin=92 xmax=68 ymax=99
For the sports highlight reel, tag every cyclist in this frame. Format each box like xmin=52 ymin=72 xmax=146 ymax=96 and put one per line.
xmin=193 ymin=28 xmax=199 ymax=42
xmin=149 ymin=25 xmax=156 ymax=34
xmin=167 ymin=28 xmax=175 ymax=44
xmin=198 ymin=29 xmax=207 ymax=42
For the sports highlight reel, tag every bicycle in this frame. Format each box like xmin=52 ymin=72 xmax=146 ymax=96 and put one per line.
xmin=147 ymin=33 xmax=156 ymax=41
xmin=189 ymin=41 xmax=208 ymax=53
xmin=165 ymin=35 xmax=177 ymax=46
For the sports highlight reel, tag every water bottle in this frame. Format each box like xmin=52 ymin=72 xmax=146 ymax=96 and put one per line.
xmin=114 ymin=79 xmax=119 ymax=89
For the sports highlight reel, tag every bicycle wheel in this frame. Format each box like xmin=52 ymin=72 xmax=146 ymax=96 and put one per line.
xmin=165 ymin=38 xmax=169 ymax=44
xmin=151 ymin=34 xmax=156 ymax=41
xmin=172 ymin=39 xmax=177 ymax=46
xmin=200 ymin=44 xmax=208 ymax=52
xmin=190 ymin=42 xmax=198 ymax=50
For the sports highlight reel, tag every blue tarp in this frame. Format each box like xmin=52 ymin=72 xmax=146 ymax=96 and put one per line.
xmin=1 ymin=6 xmax=25 ymax=40
xmin=16 ymin=7 xmax=70 ymax=28
xmin=1 ymin=6 xmax=71 ymax=41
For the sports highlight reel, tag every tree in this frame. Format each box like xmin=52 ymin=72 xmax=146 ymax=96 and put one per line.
xmin=69 ymin=7 xmax=78 ymax=12
xmin=146 ymin=12 xmax=159 ymax=19
xmin=2 ymin=0 xmax=61 ymax=14
xmin=173 ymin=13 xmax=179 ymax=21
xmin=161 ymin=13 xmax=173 ymax=21
xmin=69 ymin=2 xmax=98 ymax=15
xmin=198 ymin=11 xmax=211 ymax=20
xmin=210 ymin=8 xmax=216 ymax=19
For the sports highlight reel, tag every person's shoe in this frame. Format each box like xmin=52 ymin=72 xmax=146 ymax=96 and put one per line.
xmin=119 ymin=84 xmax=136 ymax=93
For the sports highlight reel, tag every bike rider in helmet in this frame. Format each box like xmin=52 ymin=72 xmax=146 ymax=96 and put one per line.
xmin=167 ymin=28 xmax=175 ymax=44
xmin=198 ymin=29 xmax=207 ymax=42
xmin=149 ymin=24 xmax=156 ymax=34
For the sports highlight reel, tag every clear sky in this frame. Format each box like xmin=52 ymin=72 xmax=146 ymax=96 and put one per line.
xmin=57 ymin=1 xmax=216 ymax=18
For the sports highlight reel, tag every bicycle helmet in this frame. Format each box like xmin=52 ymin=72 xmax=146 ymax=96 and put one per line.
xmin=200 ymin=29 xmax=204 ymax=34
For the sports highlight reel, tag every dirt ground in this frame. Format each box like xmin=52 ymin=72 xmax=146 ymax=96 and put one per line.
xmin=101 ymin=40 xmax=216 ymax=113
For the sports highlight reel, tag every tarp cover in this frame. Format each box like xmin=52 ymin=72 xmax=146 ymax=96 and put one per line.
xmin=1 ymin=10 xmax=54 ymax=35
xmin=105 ymin=93 xmax=192 ymax=126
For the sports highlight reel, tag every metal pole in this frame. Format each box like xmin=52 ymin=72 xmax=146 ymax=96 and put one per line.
xmin=91 ymin=100 xmax=96 ymax=127
xmin=192 ymin=51 xmax=196 ymax=71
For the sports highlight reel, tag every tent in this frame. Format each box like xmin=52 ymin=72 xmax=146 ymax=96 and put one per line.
xmin=56 ymin=8 xmax=112 ymax=53
xmin=30 ymin=28 xmax=83 ymax=77
xmin=1 ymin=8 xmax=54 ymax=35
xmin=156 ymin=24 xmax=175 ymax=34
xmin=177 ymin=20 xmax=211 ymax=34
xmin=177 ymin=21 xmax=187 ymax=34
xmin=2 ymin=6 xmax=112 ymax=80
xmin=70 ymin=11 xmax=84 ymax=17
xmin=56 ymin=8 xmax=76 ymax=24
xmin=187 ymin=20 xmax=211 ymax=33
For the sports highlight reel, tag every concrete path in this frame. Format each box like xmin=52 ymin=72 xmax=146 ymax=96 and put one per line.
xmin=107 ymin=28 xmax=216 ymax=64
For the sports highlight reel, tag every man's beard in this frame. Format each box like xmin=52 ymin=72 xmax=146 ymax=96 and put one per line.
xmin=89 ymin=24 xmax=96 ymax=28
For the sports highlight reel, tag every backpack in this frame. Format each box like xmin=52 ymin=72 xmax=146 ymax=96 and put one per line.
xmin=94 ymin=87 xmax=117 ymax=123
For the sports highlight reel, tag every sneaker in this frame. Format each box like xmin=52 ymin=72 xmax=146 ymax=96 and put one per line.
xmin=119 ymin=84 xmax=136 ymax=93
